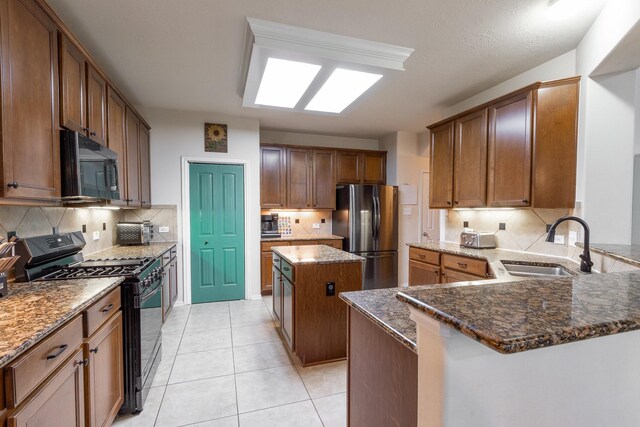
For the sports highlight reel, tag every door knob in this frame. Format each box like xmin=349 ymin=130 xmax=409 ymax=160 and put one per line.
xmin=204 ymin=241 xmax=209 ymax=245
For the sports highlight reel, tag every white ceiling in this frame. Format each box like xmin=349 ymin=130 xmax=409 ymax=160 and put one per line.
xmin=47 ymin=0 xmax=607 ymax=138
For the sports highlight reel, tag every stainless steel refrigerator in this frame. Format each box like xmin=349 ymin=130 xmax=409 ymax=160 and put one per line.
xmin=332 ymin=184 xmax=398 ymax=290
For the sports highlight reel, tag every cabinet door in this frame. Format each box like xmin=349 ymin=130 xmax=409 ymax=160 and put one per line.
xmin=1 ymin=0 xmax=60 ymax=200
xmin=282 ymin=276 xmax=294 ymax=351
xmin=286 ymin=148 xmax=311 ymax=208
xmin=139 ymin=125 xmax=151 ymax=207
xmin=429 ymin=122 xmax=455 ymax=208
xmin=362 ymin=152 xmax=386 ymax=184
xmin=408 ymin=260 xmax=440 ymax=286
xmin=312 ymin=149 xmax=336 ymax=209
xmin=125 ymin=108 xmax=141 ymax=207
xmin=260 ymin=146 xmax=286 ymax=208
xmin=162 ymin=267 xmax=171 ymax=321
xmin=169 ymin=259 xmax=178 ymax=305
xmin=59 ymin=35 xmax=86 ymax=134
xmin=84 ymin=312 xmax=123 ymax=427
xmin=336 ymin=151 xmax=361 ymax=184
xmin=454 ymin=109 xmax=488 ymax=207
xmin=487 ymin=91 xmax=533 ymax=207
xmin=8 ymin=347 xmax=85 ymax=427
xmin=107 ymin=87 xmax=127 ymax=203
xmin=261 ymin=252 xmax=273 ymax=294
xmin=441 ymin=268 xmax=484 ymax=283
xmin=86 ymin=65 xmax=107 ymax=145
xmin=272 ymin=265 xmax=282 ymax=325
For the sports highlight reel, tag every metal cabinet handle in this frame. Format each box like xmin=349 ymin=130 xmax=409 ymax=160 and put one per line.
xmin=90 ymin=347 xmax=99 ymax=354
xmin=100 ymin=303 xmax=114 ymax=313
xmin=283 ymin=267 xmax=290 ymax=272
xmin=418 ymin=254 xmax=426 ymax=259
xmin=522 ymin=199 xmax=529 ymax=203
xmin=7 ymin=182 xmax=18 ymax=189
xmin=90 ymin=131 xmax=97 ymax=136
xmin=76 ymin=359 xmax=89 ymax=367
xmin=458 ymin=263 xmax=468 ymax=269
xmin=46 ymin=344 xmax=68 ymax=360
xmin=447 ymin=201 xmax=452 ymax=206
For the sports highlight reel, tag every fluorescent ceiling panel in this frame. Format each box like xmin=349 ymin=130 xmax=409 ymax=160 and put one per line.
xmin=305 ymin=69 xmax=382 ymax=113
xmin=254 ymin=58 xmax=321 ymax=108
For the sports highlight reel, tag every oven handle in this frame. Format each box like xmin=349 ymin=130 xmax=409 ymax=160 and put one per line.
xmin=140 ymin=281 xmax=162 ymax=304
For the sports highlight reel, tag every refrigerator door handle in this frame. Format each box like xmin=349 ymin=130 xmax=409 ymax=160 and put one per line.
xmin=374 ymin=196 xmax=381 ymax=241
xmin=371 ymin=195 xmax=378 ymax=241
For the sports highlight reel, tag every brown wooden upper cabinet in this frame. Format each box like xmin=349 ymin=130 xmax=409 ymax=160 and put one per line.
xmin=260 ymin=146 xmax=286 ymax=208
xmin=312 ymin=149 xmax=336 ymax=209
xmin=454 ymin=109 xmax=488 ymax=207
xmin=429 ymin=122 xmax=455 ymax=208
xmin=106 ymin=88 xmax=128 ymax=205
xmin=125 ymin=109 xmax=141 ymax=207
xmin=336 ymin=150 xmax=386 ymax=185
xmin=139 ymin=126 xmax=151 ymax=207
xmin=287 ymin=147 xmax=312 ymax=208
xmin=0 ymin=0 xmax=61 ymax=201
xmin=60 ymin=35 xmax=107 ymax=145
xmin=427 ymin=77 xmax=579 ymax=209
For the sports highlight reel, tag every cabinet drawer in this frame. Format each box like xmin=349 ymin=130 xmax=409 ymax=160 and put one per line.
xmin=83 ymin=287 xmax=121 ymax=338
xmin=5 ymin=315 xmax=83 ymax=408
xmin=162 ymin=250 xmax=171 ymax=266
xmin=318 ymin=239 xmax=343 ymax=249
xmin=262 ymin=241 xmax=289 ymax=252
xmin=170 ymin=246 xmax=177 ymax=259
xmin=272 ymin=253 xmax=281 ymax=270
xmin=281 ymin=259 xmax=294 ymax=282
xmin=409 ymin=247 xmax=440 ymax=266
xmin=442 ymin=254 xmax=487 ymax=276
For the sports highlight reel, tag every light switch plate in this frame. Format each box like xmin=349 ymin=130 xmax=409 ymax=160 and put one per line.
xmin=159 ymin=226 xmax=170 ymax=233
xmin=554 ymin=234 xmax=565 ymax=244
xmin=92 ymin=231 xmax=100 ymax=241
xmin=568 ymin=231 xmax=577 ymax=247
xmin=312 ymin=223 xmax=320 ymax=229
xmin=403 ymin=207 xmax=412 ymax=215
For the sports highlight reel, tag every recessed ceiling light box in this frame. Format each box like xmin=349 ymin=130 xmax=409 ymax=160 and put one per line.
xmin=239 ymin=18 xmax=414 ymax=115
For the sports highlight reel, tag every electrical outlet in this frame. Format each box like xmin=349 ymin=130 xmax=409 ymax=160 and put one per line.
xmin=159 ymin=226 xmax=170 ymax=233
xmin=92 ymin=231 xmax=100 ymax=241
xmin=568 ymin=231 xmax=577 ymax=247
xmin=312 ymin=223 xmax=320 ymax=229
xmin=553 ymin=234 xmax=565 ymax=244
xmin=326 ymin=282 xmax=336 ymax=296
xmin=321 ymin=218 xmax=326 ymax=224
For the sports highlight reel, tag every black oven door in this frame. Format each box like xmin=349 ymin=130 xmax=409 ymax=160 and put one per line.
xmin=139 ymin=279 xmax=163 ymax=385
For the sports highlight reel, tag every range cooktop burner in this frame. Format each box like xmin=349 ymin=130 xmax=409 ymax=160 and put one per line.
xmin=41 ymin=257 xmax=155 ymax=280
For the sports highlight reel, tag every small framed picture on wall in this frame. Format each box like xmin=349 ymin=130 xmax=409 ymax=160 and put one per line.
xmin=204 ymin=123 xmax=228 ymax=153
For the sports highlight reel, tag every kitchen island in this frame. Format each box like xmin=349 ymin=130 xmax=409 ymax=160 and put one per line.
xmin=340 ymin=242 xmax=640 ymax=427
xmin=271 ymin=244 xmax=362 ymax=366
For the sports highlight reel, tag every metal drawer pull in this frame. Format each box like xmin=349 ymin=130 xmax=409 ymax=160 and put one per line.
xmin=100 ymin=303 xmax=114 ymax=313
xmin=77 ymin=359 xmax=89 ymax=367
xmin=46 ymin=344 xmax=68 ymax=360
xmin=457 ymin=263 xmax=468 ymax=268
xmin=90 ymin=347 xmax=99 ymax=354
xmin=418 ymin=254 xmax=426 ymax=259
xmin=283 ymin=267 xmax=290 ymax=271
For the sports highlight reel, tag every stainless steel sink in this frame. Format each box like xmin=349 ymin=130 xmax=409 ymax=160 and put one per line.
xmin=501 ymin=262 xmax=573 ymax=278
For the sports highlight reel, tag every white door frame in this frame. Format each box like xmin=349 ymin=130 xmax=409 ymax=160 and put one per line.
xmin=180 ymin=156 xmax=252 ymax=305
xmin=418 ymin=170 xmax=443 ymax=242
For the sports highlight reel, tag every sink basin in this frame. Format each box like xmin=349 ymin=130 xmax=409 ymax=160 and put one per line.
xmin=501 ymin=262 xmax=573 ymax=278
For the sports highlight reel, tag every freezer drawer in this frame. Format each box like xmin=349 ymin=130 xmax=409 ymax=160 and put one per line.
xmin=359 ymin=251 xmax=398 ymax=290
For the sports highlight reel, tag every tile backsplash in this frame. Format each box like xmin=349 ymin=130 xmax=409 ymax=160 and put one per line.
xmin=444 ymin=208 xmax=573 ymax=257
xmin=0 ymin=206 xmax=123 ymax=255
xmin=124 ymin=205 xmax=178 ymax=243
xmin=261 ymin=211 xmax=333 ymax=236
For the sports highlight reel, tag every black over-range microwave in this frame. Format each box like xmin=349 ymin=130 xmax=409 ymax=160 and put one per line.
xmin=61 ymin=129 xmax=120 ymax=201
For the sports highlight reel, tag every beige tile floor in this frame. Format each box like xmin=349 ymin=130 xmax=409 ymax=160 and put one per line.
xmin=114 ymin=296 xmax=347 ymax=427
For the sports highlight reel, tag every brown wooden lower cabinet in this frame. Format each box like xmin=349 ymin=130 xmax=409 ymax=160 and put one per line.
xmin=442 ymin=268 xmax=486 ymax=283
xmin=347 ymin=307 xmax=417 ymax=426
xmin=408 ymin=260 xmax=440 ymax=286
xmin=7 ymin=347 xmax=85 ymax=427
xmin=84 ymin=312 xmax=123 ymax=427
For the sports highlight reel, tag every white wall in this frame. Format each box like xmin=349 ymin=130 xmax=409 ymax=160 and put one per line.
xmin=260 ymin=130 xmax=379 ymax=150
xmin=575 ymin=0 xmax=640 ymax=243
xmin=140 ymin=106 xmax=262 ymax=302
xmin=443 ymin=50 xmax=577 ymax=117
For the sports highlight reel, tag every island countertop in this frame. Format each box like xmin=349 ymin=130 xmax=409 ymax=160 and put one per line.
xmin=0 ymin=277 xmax=125 ymax=367
xmin=272 ymin=245 xmax=364 ymax=265
xmin=86 ymin=242 xmax=176 ymax=260
xmin=340 ymin=242 xmax=585 ymax=353
xmin=398 ymin=270 xmax=640 ymax=354
xmin=261 ymin=234 xmax=343 ymax=242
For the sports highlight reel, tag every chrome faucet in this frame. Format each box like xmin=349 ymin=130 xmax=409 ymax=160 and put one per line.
xmin=546 ymin=216 xmax=593 ymax=273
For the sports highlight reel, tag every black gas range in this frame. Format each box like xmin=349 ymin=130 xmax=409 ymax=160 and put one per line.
xmin=14 ymin=232 xmax=164 ymax=414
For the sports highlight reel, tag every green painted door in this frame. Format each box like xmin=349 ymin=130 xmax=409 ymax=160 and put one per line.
xmin=190 ymin=163 xmax=245 ymax=303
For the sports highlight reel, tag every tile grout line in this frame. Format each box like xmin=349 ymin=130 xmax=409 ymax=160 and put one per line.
xmin=229 ymin=303 xmax=241 ymax=423
xmin=153 ymin=305 xmax=192 ymax=427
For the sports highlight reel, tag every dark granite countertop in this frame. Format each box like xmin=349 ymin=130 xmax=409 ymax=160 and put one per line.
xmin=340 ymin=242 xmax=584 ymax=353
xmin=579 ymin=243 xmax=640 ymax=268
xmin=86 ymin=242 xmax=177 ymax=260
xmin=261 ymin=234 xmax=343 ymax=242
xmin=398 ymin=270 xmax=640 ymax=354
xmin=273 ymin=245 xmax=364 ymax=265
xmin=0 ymin=277 xmax=125 ymax=366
